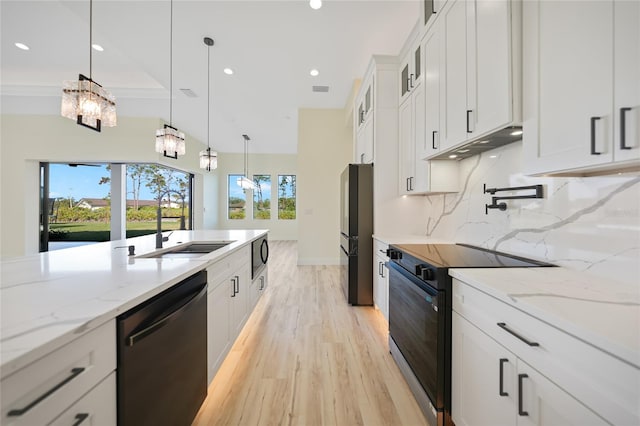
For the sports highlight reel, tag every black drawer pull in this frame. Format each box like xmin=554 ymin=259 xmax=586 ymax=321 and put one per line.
xmin=497 ymin=322 xmax=539 ymax=347
xmin=499 ymin=358 xmax=509 ymax=396
xmin=72 ymin=413 xmax=90 ymax=426
xmin=432 ymin=130 xmax=438 ymax=150
xmin=7 ymin=367 xmax=85 ymax=417
xmin=466 ymin=110 xmax=473 ymax=133
xmin=518 ymin=373 xmax=529 ymax=416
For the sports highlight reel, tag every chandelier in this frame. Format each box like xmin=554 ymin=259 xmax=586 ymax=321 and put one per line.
xmin=155 ymin=0 xmax=185 ymax=158
xmin=199 ymin=37 xmax=218 ymax=171
xmin=61 ymin=0 xmax=116 ymax=132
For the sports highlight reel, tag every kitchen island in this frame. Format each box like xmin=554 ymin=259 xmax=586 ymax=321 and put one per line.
xmin=1 ymin=229 xmax=267 ymax=425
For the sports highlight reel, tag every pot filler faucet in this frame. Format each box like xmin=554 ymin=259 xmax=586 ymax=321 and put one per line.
xmin=156 ymin=189 xmax=181 ymax=249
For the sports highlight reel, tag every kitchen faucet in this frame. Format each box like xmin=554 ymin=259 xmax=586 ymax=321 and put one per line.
xmin=156 ymin=189 xmax=182 ymax=249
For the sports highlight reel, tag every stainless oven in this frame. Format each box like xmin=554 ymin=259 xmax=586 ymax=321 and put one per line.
xmin=251 ymin=235 xmax=269 ymax=279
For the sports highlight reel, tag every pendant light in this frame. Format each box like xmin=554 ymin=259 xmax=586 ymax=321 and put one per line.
xmin=155 ymin=0 xmax=185 ymax=159
xmin=61 ymin=0 xmax=116 ymax=132
xmin=199 ymin=37 xmax=217 ymax=171
xmin=237 ymin=134 xmax=256 ymax=190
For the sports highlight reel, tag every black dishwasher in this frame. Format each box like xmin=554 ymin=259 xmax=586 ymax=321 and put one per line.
xmin=117 ymin=270 xmax=208 ymax=426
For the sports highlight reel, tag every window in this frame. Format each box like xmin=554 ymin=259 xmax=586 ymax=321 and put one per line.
xmin=228 ymin=174 xmax=246 ymax=219
xmin=253 ymin=175 xmax=271 ymax=219
xmin=277 ymin=175 xmax=296 ymax=220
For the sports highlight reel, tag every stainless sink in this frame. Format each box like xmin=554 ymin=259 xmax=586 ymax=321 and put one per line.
xmin=140 ymin=241 xmax=233 ymax=258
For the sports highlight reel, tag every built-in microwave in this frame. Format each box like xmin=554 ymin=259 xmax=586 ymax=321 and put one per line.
xmin=251 ymin=235 xmax=269 ymax=279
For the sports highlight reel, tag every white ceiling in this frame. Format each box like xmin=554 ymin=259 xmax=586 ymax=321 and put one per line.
xmin=1 ymin=0 xmax=419 ymax=154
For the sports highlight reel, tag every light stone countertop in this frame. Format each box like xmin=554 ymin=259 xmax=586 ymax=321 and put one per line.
xmin=372 ymin=234 xmax=454 ymax=245
xmin=449 ymin=267 xmax=640 ymax=369
xmin=0 ymin=229 xmax=267 ymax=378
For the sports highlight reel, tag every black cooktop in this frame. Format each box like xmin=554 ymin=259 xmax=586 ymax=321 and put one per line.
xmin=391 ymin=243 xmax=553 ymax=268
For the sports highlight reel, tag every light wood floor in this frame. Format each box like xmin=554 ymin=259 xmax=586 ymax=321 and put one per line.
xmin=193 ymin=240 xmax=429 ymax=426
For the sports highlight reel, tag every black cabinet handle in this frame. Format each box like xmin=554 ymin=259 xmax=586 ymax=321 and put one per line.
xmin=72 ymin=413 xmax=90 ymax=426
xmin=231 ymin=278 xmax=237 ymax=297
xmin=409 ymin=73 xmax=414 ymax=90
xmin=621 ymin=107 xmax=632 ymax=150
xmin=518 ymin=374 xmax=529 ymax=416
xmin=7 ymin=367 xmax=85 ymax=417
xmin=432 ymin=130 xmax=438 ymax=150
xmin=466 ymin=110 xmax=473 ymax=133
xmin=499 ymin=358 xmax=509 ymax=396
xmin=590 ymin=116 xmax=602 ymax=155
xmin=234 ymin=275 xmax=240 ymax=294
xmin=406 ymin=178 xmax=410 ymax=192
xmin=497 ymin=322 xmax=539 ymax=347
xmin=409 ymin=177 xmax=414 ymax=191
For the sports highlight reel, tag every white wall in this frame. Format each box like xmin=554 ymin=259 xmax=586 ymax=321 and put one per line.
xmin=0 ymin=114 xmax=214 ymax=257
xmin=297 ymin=109 xmax=352 ymax=265
xmin=411 ymin=141 xmax=640 ymax=286
xmin=213 ymin=152 xmax=298 ymax=240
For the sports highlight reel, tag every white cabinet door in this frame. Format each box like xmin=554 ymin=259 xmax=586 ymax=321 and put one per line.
xmin=424 ymin=22 xmax=442 ymax=158
xmin=442 ymin=0 xmax=469 ymax=151
xmin=231 ymin=264 xmax=251 ymax=336
xmin=452 ymin=313 xmax=516 ymax=426
xmin=614 ymin=0 xmax=640 ymax=162
xmin=48 ymin=373 xmax=116 ymax=426
xmin=412 ymin=81 xmax=431 ymax=193
xmin=467 ymin=0 xmax=513 ymax=137
xmin=207 ymin=276 xmax=232 ymax=383
xmin=360 ymin=116 xmax=374 ymax=164
xmin=523 ymin=0 xmax=614 ymax=174
xmin=398 ymin=97 xmax=415 ymax=195
xmin=517 ymin=361 xmax=608 ymax=426
xmin=373 ymin=254 xmax=389 ymax=324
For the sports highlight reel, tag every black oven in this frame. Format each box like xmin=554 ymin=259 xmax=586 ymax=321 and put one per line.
xmin=387 ymin=243 xmax=554 ymax=426
xmin=251 ymin=235 xmax=269 ymax=279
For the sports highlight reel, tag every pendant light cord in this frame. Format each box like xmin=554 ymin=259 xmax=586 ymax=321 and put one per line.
xmin=207 ymin=41 xmax=210 ymax=150
xmin=89 ymin=0 xmax=93 ymax=80
xmin=169 ymin=0 xmax=173 ymax=126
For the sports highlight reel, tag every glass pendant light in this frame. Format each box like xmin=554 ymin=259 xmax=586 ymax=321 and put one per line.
xmin=199 ymin=37 xmax=217 ymax=171
xmin=61 ymin=0 xmax=116 ymax=132
xmin=237 ymin=134 xmax=256 ymax=190
xmin=155 ymin=0 xmax=185 ymax=158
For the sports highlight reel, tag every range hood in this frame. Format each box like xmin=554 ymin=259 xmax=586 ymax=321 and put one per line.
xmin=429 ymin=125 xmax=523 ymax=161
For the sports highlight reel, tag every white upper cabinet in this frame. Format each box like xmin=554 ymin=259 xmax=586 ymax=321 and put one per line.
xmin=523 ymin=0 xmax=640 ymax=175
xmin=423 ymin=18 xmax=442 ymax=158
xmin=399 ymin=37 xmax=423 ymax=106
xmin=355 ymin=75 xmax=374 ymax=164
xmin=430 ymin=0 xmax=521 ymax=158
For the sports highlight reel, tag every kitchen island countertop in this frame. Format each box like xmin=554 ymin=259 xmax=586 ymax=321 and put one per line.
xmin=0 ymin=229 xmax=267 ymax=378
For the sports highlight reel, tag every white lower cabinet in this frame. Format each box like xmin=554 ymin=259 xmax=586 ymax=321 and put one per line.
xmin=373 ymin=240 xmax=389 ymax=323
xmin=206 ymin=245 xmax=264 ymax=384
xmin=1 ymin=321 xmax=116 ymax=426
xmin=452 ymin=313 xmax=607 ymax=426
xmin=250 ymin=269 xmax=268 ymax=310
xmin=49 ymin=372 xmax=116 ymax=426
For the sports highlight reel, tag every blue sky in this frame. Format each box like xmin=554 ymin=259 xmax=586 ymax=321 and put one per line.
xmin=50 ymin=164 xmax=156 ymax=201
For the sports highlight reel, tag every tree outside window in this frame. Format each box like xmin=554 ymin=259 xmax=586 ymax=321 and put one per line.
xmin=228 ymin=174 xmax=246 ymax=219
xmin=253 ymin=175 xmax=271 ymax=219
xmin=278 ymin=175 xmax=296 ymax=220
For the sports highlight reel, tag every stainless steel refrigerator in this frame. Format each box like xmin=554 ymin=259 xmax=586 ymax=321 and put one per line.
xmin=339 ymin=163 xmax=373 ymax=305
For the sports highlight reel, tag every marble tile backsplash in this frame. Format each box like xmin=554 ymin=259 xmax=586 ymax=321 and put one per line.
xmin=421 ymin=141 xmax=640 ymax=286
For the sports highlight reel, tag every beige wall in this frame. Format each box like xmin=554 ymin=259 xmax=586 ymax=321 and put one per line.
xmin=214 ymin=152 xmax=298 ymax=240
xmin=0 ymin=114 xmax=211 ymax=257
xmin=297 ymin=109 xmax=352 ymax=265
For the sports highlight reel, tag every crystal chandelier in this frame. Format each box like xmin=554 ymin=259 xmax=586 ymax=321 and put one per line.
xmin=155 ymin=0 xmax=185 ymax=158
xmin=61 ymin=0 xmax=116 ymax=132
xmin=237 ymin=134 xmax=256 ymax=190
xmin=200 ymin=37 xmax=218 ymax=171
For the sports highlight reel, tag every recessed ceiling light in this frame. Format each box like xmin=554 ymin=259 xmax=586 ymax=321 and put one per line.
xmin=510 ymin=130 xmax=523 ymax=136
xmin=309 ymin=0 xmax=322 ymax=9
xmin=15 ymin=42 xmax=29 ymax=50
xmin=92 ymin=44 xmax=104 ymax=52
xmin=310 ymin=69 xmax=319 ymax=77
xmin=448 ymin=154 xmax=458 ymax=159
xmin=223 ymin=68 xmax=234 ymax=75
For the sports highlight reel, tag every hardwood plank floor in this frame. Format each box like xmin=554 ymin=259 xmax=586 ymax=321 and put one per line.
xmin=193 ymin=240 xmax=429 ymax=426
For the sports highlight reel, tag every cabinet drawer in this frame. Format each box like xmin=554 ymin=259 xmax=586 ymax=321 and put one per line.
xmin=453 ymin=279 xmax=639 ymax=425
xmin=373 ymin=239 xmax=389 ymax=259
xmin=207 ymin=245 xmax=250 ymax=291
xmin=1 ymin=321 xmax=116 ymax=426
xmin=48 ymin=372 xmax=116 ymax=426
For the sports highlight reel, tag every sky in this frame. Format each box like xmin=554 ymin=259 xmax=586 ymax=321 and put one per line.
xmin=50 ymin=164 xmax=162 ymax=201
